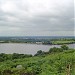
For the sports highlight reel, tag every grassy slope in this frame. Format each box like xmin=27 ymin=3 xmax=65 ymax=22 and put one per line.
xmin=0 ymin=50 xmax=75 ymax=75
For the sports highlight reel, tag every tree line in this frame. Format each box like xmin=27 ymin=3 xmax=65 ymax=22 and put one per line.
xmin=0 ymin=44 xmax=70 ymax=62
xmin=35 ymin=44 xmax=69 ymax=56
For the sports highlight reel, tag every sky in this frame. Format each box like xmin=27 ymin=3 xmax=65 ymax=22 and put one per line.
xmin=0 ymin=0 xmax=74 ymax=36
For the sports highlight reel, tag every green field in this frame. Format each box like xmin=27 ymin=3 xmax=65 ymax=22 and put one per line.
xmin=0 ymin=49 xmax=75 ymax=75
xmin=52 ymin=40 xmax=75 ymax=45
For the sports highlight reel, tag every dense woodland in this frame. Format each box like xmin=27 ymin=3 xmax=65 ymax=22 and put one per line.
xmin=0 ymin=45 xmax=75 ymax=75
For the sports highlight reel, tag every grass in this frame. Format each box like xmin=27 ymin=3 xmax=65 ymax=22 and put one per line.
xmin=0 ymin=49 xmax=75 ymax=75
xmin=52 ymin=40 xmax=75 ymax=44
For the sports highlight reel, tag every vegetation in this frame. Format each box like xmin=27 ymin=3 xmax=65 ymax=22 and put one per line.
xmin=0 ymin=37 xmax=75 ymax=45
xmin=51 ymin=40 xmax=75 ymax=45
xmin=0 ymin=45 xmax=75 ymax=75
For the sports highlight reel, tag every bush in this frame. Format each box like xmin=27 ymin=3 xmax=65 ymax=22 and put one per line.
xmin=49 ymin=47 xmax=63 ymax=53
xmin=34 ymin=50 xmax=45 ymax=56
xmin=61 ymin=45 xmax=69 ymax=50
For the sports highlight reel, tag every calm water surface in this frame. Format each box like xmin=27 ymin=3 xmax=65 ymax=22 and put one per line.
xmin=0 ymin=43 xmax=75 ymax=55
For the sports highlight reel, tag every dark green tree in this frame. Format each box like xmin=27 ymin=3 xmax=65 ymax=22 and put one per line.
xmin=35 ymin=50 xmax=44 ymax=56
xmin=61 ymin=44 xmax=69 ymax=50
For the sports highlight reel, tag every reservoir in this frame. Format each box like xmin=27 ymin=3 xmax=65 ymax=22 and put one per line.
xmin=0 ymin=43 xmax=74 ymax=55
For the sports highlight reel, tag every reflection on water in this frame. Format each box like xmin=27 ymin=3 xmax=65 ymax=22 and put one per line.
xmin=0 ymin=43 xmax=75 ymax=55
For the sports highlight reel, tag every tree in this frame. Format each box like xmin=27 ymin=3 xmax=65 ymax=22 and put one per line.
xmin=35 ymin=50 xmax=44 ymax=56
xmin=49 ymin=47 xmax=63 ymax=53
xmin=61 ymin=45 xmax=69 ymax=50
xmin=37 ymin=50 xmax=42 ymax=54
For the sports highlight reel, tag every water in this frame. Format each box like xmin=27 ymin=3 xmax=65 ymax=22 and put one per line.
xmin=0 ymin=43 xmax=75 ymax=55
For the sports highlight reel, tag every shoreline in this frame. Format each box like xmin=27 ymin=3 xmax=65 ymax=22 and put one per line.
xmin=0 ymin=42 xmax=75 ymax=45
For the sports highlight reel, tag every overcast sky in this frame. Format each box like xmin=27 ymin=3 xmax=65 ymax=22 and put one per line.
xmin=0 ymin=0 xmax=74 ymax=36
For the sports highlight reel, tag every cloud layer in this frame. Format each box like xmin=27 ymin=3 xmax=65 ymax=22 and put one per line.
xmin=0 ymin=0 xmax=74 ymax=36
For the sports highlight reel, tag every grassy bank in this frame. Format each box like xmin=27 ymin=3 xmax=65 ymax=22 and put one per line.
xmin=0 ymin=49 xmax=75 ymax=75
xmin=51 ymin=40 xmax=75 ymax=45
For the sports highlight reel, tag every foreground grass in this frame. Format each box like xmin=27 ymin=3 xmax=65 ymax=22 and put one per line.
xmin=0 ymin=50 xmax=75 ymax=75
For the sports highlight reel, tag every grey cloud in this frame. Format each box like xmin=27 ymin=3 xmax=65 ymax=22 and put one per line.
xmin=0 ymin=0 xmax=74 ymax=36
